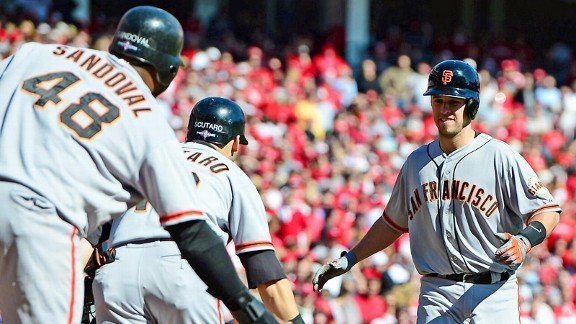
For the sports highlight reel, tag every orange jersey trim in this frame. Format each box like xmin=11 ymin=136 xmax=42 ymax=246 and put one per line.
xmin=217 ymin=299 xmax=223 ymax=324
xmin=517 ymin=283 xmax=521 ymax=323
xmin=67 ymin=228 xmax=78 ymax=324
xmin=235 ymin=241 xmax=274 ymax=251
xmin=159 ymin=210 xmax=204 ymax=223
xmin=383 ymin=211 xmax=409 ymax=232
xmin=525 ymin=204 xmax=561 ymax=224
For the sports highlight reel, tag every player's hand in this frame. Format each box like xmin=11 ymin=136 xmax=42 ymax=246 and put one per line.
xmin=495 ymin=232 xmax=532 ymax=266
xmin=312 ymin=251 xmax=355 ymax=292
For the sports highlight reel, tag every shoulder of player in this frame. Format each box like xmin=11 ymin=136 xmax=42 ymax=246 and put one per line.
xmin=15 ymin=42 xmax=57 ymax=56
xmin=477 ymin=134 xmax=520 ymax=156
xmin=404 ymin=142 xmax=432 ymax=160
xmin=61 ymin=45 xmax=160 ymax=113
xmin=181 ymin=142 xmax=245 ymax=174
xmin=28 ymin=43 xmax=96 ymax=59
xmin=469 ymin=134 xmax=527 ymax=168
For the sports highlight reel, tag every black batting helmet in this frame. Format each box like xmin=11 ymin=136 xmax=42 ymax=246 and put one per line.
xmin=186 ymin=97 xmax=249 ymax=147
xmin=423 ymin=60 xmax=480 ymax=119
xmin=109 ymin=6 xmax=184 ymax=94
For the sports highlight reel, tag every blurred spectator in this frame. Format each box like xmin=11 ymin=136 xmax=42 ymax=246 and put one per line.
xmin=356 ymin=59 xmax=383 ymax=95
xmin=370 ymin=41 xmax=391 ymax=74
xmin=313 ymin=43 xmax=347 ymax=81
xmin=406 ymin=61 xmax=432 ymax=111
xmin=3 ymin=13 xmax=576 ymax=324
xmin=535 ymin=75 xmax=563 ymax=113
xmin=378 ymin=54 xmax=415 ymax=111
xmin=354 ymin=271 xmax=387 ymax=322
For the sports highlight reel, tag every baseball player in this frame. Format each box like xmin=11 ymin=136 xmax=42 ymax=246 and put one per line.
xmin=92 ymin=97 xmax=303 ymax=324
xmin=313 ymin=60 xmax=561 ymax=323
xmin=0 ymin=6 xmax=274 ymax=324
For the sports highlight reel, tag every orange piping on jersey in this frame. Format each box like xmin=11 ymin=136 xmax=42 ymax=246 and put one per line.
xmin=516 ymin=282 xmax=521 ymax=323
xmin=524 ymin=203 xmax=561 ymax=224
xmin=67 ymin=228 xmax=78 ymax=324
xmin=159 ymin=210 xmax=204 ymax=223
xmin=235 ymin=241 xmax=274 ymax=252
xmin=217 ymin=299 xmax=223 ymax=324
xmin=382 ymin=211 xmax=409 ymax=232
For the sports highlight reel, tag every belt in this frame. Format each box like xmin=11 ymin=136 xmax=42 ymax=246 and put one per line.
xmin=426 ymin=271 xmax=511 ymax=284
xmin=113 ymin=237 xmax=173 ymax=249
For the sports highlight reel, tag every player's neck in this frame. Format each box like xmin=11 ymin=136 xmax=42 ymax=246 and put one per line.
xmin=439 ymin=126 xmax=476 ymax=154
xmin=132 ymin=65 xmax=157 ymax=96
xmin=193 ymin=140 xmax=235 ymax=160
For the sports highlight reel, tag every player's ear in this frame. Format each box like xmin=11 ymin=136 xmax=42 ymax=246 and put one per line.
xmin=231 ymin=136 xmax=240 ymax=154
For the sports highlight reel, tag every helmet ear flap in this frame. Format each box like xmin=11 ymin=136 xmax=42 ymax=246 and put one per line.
xmin=465 ymin=98 xmax=479 ymax=120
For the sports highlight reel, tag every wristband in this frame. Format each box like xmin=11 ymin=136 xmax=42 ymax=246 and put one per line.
xmin=290 ymin=314 xmax=304 ymax=324
xmin=520 ymin=221 xmax=547 ymax=247
xmin=341 ymin=251 xmax=358 ymax=270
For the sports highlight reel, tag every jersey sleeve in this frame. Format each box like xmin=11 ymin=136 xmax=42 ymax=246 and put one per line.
xmin=501 ymin=149 xmax=562 ymax=223
xmin=0 ymin=54 xmax=14 ymax=80
xmin=382 ymin=164 xmax=410 ymax=232
xmin=228 ymin=173 xmax=274 ymax=254
xmin=239 ymin=250 xmax=286 ymax=289
xmin=136 ymin=139 xmax=207 ymax=226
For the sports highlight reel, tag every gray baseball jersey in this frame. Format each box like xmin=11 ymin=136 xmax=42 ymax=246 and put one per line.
xmin=383 ymin=133 xmax=561 ymax=275
xmin=0 ymin=43 xmax=205 ymax=232
xmin=0 ymin=43 xmax=205 ymax=323
xmin=93 ymin=141 xmax=274 ymax=323
xmin=382 ymin=133 xmax=561 ymax=323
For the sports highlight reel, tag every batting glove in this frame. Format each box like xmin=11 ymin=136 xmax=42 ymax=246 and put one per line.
xmin=312 ymin=251 xmax=356 ymax=292
xmin=495 ymin=232 xmax=532 ymax=266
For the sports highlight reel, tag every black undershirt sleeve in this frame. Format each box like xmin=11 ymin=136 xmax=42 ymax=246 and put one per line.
xmin=239 ymin=250 xmax=286 ymax=289
xmin=166 ymin=221 xmax=279 ymax=323
xmin=165 ymin=220 xmax=247 ymax=305
xmin=521 ymin=221 xmax=547 ymax=247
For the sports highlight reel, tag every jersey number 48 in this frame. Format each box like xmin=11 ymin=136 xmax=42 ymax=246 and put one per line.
xmin=22 ymin=71 xmax=120 ymax=139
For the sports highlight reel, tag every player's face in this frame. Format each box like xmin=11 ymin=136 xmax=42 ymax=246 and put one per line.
xmin=431 ymin=95 xmax=469 ymax=137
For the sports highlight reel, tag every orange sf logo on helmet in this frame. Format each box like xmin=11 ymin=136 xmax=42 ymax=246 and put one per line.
xmin=441 ymin=70 xmax=453 ymax=85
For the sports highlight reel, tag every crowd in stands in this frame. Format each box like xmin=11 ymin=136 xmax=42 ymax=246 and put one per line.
xmin=2 ymin=11 xmax=576 ymax=324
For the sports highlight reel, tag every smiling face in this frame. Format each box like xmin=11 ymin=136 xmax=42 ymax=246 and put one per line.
xmin=431 ymin=95 xmax=471 ymax=138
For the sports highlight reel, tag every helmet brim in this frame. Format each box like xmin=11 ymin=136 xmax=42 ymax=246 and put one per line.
xmin=423 ymin=87 xmax=477 ymax=100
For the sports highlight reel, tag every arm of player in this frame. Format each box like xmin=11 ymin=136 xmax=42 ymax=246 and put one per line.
xmin=136 ymin=142 xmax=276 ymax=323
xmin=257 ymin=279 xmax=302 ymax=323
xmin=167 ymin=221 xmax=277 ymax=324
xmin=237 ymin=250 xmax=300 ymax=322
xmin=350 ymin=216 xmax=404 ymax=262
xmin=529 ymin=211 xmax=560 ymax=238
xmin=495 ymin=211 xmax=560 ymax=266
xmin=313 ymin=217 xmax=403 ymax=291
xmin=80 ymin=238 xmax=94 ymax=269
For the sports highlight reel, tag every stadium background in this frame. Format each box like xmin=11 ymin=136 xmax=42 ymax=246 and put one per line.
xmin=2 ymin=0 xmax=576 ymax=323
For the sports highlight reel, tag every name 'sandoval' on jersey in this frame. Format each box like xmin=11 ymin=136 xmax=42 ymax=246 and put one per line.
xmin=0 ymin=43 xmax=205 ymax=236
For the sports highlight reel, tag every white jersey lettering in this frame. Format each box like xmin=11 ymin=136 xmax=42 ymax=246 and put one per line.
xmin=194 ymin=121 xmax=225 ymax=133
xmin=118 ymin=32 xmax=150 ymax=47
